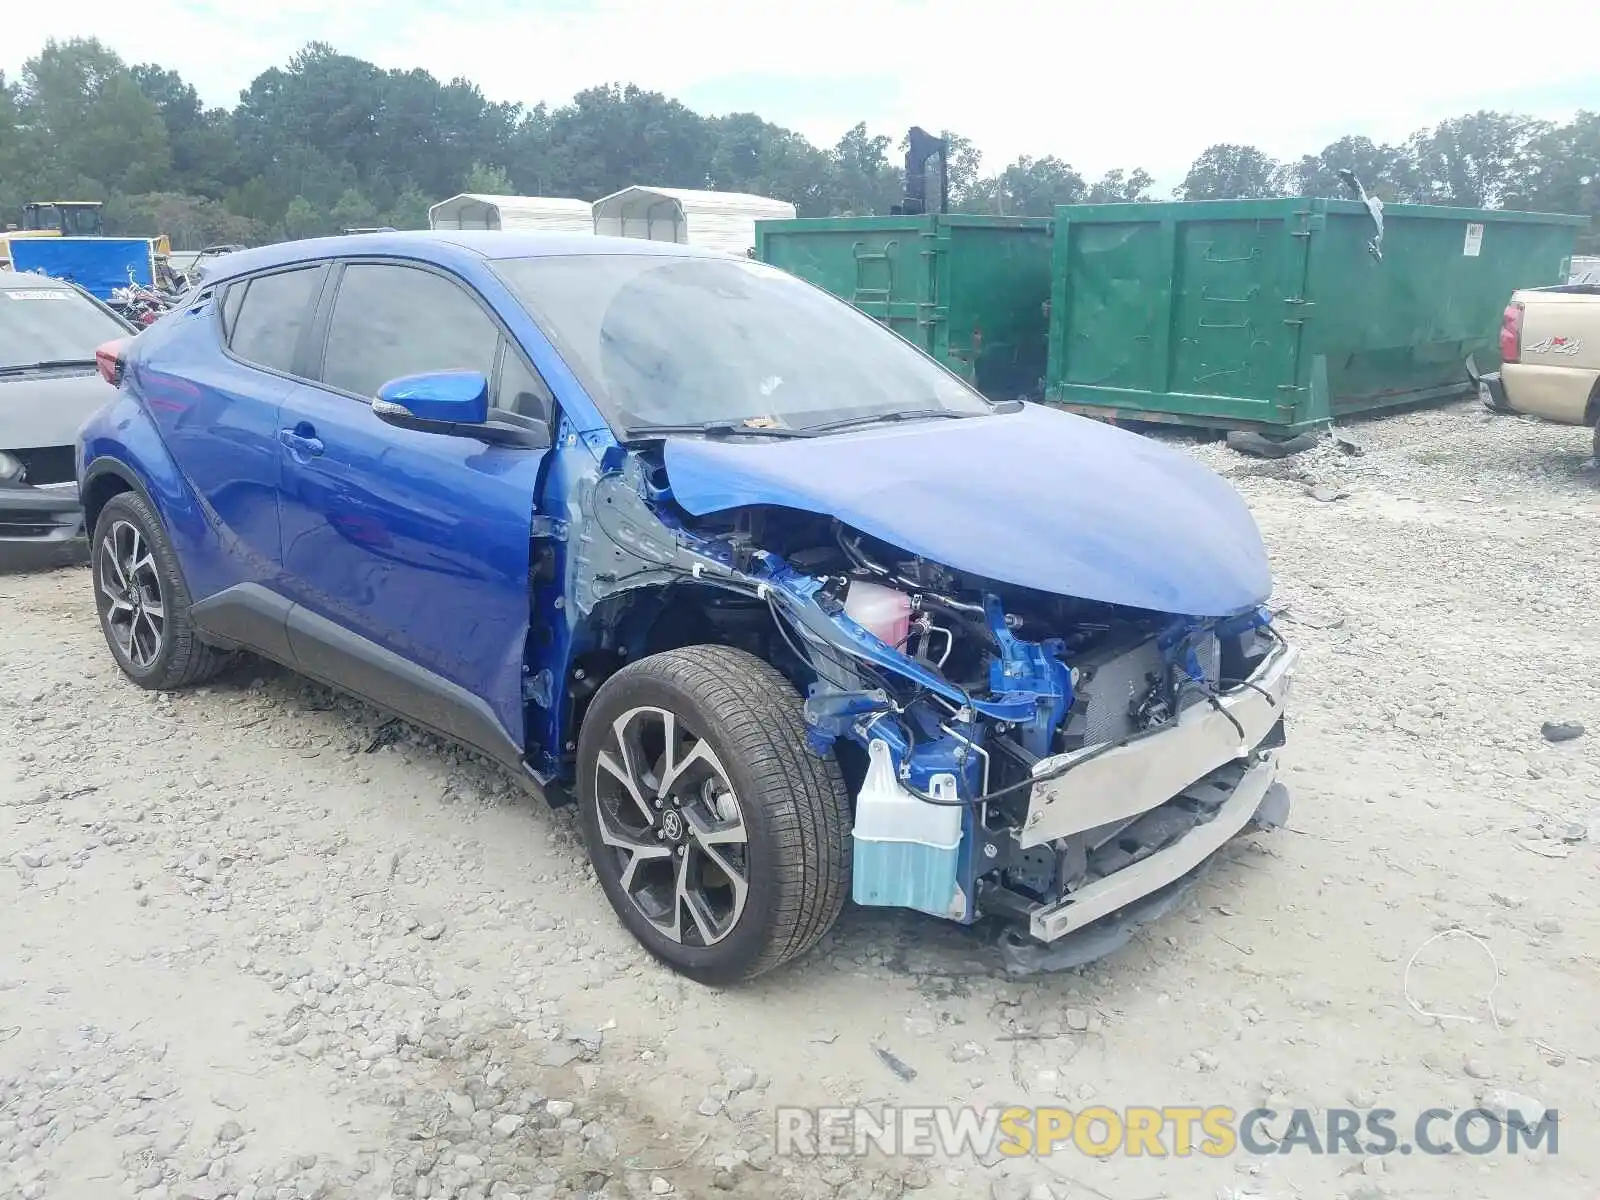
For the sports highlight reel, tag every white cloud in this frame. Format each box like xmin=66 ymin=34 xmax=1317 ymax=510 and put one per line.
xmin=7 ymin=0 xmax=1600 ymax=188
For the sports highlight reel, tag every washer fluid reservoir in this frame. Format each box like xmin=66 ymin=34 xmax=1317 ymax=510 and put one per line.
xmin=844 ymin=580 xmax=911 ymax=649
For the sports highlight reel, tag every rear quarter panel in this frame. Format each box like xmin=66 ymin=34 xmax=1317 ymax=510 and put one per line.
xmin=80 ymin=389 xmax=211 ymax=566
xmin=78 ymin=300 xmax=268 ymax=604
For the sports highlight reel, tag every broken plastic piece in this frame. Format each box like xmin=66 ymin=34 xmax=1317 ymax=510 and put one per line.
xmin=998 ymin=873 xmax=1200 ymax=974
xmin=1248 ymin=781 xmax=1292 ymax=830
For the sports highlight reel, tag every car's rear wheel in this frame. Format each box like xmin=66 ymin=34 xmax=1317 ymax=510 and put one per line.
xmin=575 ymin=645 xmax=851 ymax=985
xmin=91 ymin=491 xmax=231 ymax=690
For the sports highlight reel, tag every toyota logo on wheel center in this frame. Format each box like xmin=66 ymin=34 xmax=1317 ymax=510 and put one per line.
xmin=660 ymin=809 xmax=685 ymax=842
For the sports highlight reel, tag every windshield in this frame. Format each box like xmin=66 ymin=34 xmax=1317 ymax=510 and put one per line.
xmin=0 ymin=285 xmax=127 ymax=370
xmin=62 ymin=207 xmax=105 ymax=237
xmin=492 ymin=253 xmax=991 ymax=434
xmin=22 ymin=205 xmax=103 ymax=237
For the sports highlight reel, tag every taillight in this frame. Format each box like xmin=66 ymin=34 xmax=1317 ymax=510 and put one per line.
xmin=1499 ymin=302 xmax=1523 ymax=364
xmin=95 ymin=338 xmax=129 ymax=387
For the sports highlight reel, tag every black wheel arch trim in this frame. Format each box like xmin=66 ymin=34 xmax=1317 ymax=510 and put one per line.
xmin=80 ymin=458 xmax=157 ymax=533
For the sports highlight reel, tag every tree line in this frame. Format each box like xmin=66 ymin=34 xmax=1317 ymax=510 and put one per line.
xmin=1 ymin=38 xmax=1594 ymax=252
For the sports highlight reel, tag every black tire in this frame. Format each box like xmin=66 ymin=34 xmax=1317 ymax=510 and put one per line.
xmin=90 ymin=491 xmax=231 ymax=690
xmin=575 ymin=645 xmax=851 ymax=985
xmin=1593 ymin=420 xmax=1600 ymax=466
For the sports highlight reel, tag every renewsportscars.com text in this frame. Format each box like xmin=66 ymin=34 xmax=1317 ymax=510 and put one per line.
xmin=775 ymin=1105 xmax=1558 ymax=1159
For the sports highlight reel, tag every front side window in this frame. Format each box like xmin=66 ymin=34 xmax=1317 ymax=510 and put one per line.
xmin=319 ymin=263 xmax=499 ymax=399
xmin=228 ymin=266 xmax=324 ymax=375
xmin=491 ymin=253 xmax=991 ymax=435
xmin=0 ymin=284 xmax=129 ymax=371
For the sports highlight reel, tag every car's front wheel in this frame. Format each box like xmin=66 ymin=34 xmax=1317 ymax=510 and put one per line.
xmin=575 ymin=645 xmax=851 ymax=985
xmin=91 ymin=491 xmax=230 ymax=690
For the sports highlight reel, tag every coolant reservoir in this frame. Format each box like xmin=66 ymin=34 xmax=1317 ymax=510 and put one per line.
xmin=851 ymin=739 xmax=964 ymax=919
xmin=844 ymin=580 xmax=911 ymax=649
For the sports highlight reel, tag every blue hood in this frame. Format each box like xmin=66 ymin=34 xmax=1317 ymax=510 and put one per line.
xmin=661 ymin=403 xmax=1272 ymax=618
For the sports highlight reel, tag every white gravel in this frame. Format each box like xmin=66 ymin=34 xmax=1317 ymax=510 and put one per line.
xmin=3 ymin=399 xmax=1598 ymax=1200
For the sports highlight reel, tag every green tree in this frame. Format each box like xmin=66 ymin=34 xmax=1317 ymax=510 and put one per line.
xmin=330 ymin=187 xmax=380 ymax=230
xmin=1288 ymin=135 xmax=1417 ymax=202
xmin=1086 ymin=168 xmax=1155 ymax=203
xmin=130 ymin=64 xmax=240 ymax=196
xmin=705 ymin=113 xmax=836 ymax=215
xmin=387 ymin=185 xmax=433 ymax=229
xmin=1502 ymin=111 xmax=1600 ymax=251
xmin=827 ymin=123 xmax=899 ymax=215
xmin=107 ymin=191 xmax=261 ymax=248
xmin=1178 ymin=144 xmax=1284 ymax=200
xmin=543 ymin=84 xmax=713 ymax=198
xmin=1407 ymin=111 xmax=1550 ymax=207
xmin=234 ymin=44 xmax=384 ymax=184
xmin=983 ymin=156 xmax=1087 ymax=216
xmin=17 ymin=39 xmax=171 ymax=195
xmin=462 ymin=161 xmax=514 ymax=195
xmin=506 ymin=103 xmax=556 ymax=196
xmin=0 ymin=72 xmax=24 ymax=219
xmin=282 ymin=195 xmax=322 ymax=239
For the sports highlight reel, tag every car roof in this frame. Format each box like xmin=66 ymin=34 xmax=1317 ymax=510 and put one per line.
xmin=0 ymin=269 xmax=73 ymax=290
xmin=201 ymin=230 xmax=734 ymax=286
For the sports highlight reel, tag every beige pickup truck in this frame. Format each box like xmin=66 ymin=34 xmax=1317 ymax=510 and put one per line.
xmin=1483 ymin=279 xmax=1600 ymax=458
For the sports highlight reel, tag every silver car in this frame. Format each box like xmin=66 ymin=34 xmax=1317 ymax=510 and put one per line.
xmin=0 ymin=270 xmax=131 ymax=544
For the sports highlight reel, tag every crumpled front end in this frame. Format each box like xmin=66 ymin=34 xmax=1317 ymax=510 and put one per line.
xmin=778 ymin=542 xmax=1296 ymax=946
xmin=582 ymin=411 xmax=1295 ymax=956
xmin=1012 ymin=632 xmax=1293 ymax=943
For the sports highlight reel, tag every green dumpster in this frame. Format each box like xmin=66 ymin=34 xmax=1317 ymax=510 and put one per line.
xmin=1044 ymin=198 xmax=1590 ymax=433
xmin=755 ymin=214 xmax=1054 ymax=400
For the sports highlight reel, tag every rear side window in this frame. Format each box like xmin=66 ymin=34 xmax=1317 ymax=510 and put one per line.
xmin=228 ymin=267 xmax=322 ymax=374
xmin=219 ymin=283 xmax=245 ymax=340
xmin=319 ymin=263 xmax=499 ymax=399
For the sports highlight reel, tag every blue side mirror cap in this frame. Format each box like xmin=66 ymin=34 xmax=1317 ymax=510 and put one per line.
xmin=374 ymin=370 xmax=489 ymax=426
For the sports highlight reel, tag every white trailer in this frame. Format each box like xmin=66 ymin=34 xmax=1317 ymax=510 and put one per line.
xmin=428 ymin=194 xmax=594 ymax=234
xmin=590 ymin=186 xmax=796 ymax=255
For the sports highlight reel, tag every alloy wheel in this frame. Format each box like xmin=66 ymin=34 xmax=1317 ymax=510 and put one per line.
xmin=591 ymin=705 xmax=750 ymax=947
xmin=97 ymin=518 xmax=165 ymax=670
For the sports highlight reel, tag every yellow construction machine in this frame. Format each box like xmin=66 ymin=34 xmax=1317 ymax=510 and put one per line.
xmin=1 ymin=201 xmax=173 ymax=268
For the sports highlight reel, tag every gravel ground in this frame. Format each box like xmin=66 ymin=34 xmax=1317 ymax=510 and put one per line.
xmin=3 ymin=399 xmax=1598 ymax=1200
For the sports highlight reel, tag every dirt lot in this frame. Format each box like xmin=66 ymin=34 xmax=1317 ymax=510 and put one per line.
xmin=3 ymin=401 xmax=1598 ymax=1200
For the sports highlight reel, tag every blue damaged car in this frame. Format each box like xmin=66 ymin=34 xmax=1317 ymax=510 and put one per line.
xmin=78 ymin=231 xmax=1297 ymax=984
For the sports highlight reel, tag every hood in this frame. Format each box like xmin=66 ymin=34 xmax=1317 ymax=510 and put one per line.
xmin=661 ymin=403 xmax=1271 ymax=617
xmin=0 ymin=369 xmax=115 ymax=451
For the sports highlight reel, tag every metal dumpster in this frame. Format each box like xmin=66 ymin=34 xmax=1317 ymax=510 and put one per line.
xmin=755 ymin=214 xmax=1054 ymax=399
xmin=1044 ymin=198 xmax=1590 ymax=433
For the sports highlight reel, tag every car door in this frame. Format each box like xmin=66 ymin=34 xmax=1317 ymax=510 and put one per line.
xmin=138 ymin=264 xmax=327 ymax=618
xmin=273 ymin=259 xmax=554 ymax=768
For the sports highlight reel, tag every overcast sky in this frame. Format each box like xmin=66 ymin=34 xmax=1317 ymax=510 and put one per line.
xmin=7 ymin=0 xmax=1600 ymax=191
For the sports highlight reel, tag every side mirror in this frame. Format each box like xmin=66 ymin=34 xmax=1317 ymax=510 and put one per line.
xmin=373 ymin=370 xmax=489 ymax=430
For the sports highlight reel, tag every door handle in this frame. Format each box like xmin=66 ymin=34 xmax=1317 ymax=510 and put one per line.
xmin=279 ymin=427 xmax=325 ymax=458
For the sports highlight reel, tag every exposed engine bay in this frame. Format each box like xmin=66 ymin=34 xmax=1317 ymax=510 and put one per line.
xmin=561 ymin=447 xmax=1296 ymax=946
